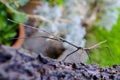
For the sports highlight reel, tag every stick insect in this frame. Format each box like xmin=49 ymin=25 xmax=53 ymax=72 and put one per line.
xmin=8 ymin=19 xmax=114 ymax=63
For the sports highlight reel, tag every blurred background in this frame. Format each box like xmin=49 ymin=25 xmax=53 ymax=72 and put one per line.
xmin=0 ymin=0 xmax=120 ymax=66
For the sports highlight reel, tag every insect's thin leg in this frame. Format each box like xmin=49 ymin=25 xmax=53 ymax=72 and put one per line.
xmin=105 ymin=46 xmax=115 ymax=62
xmin=86 ymin=49 xmax=92 ymax=64
xmin=79 ymin=48 xmax=84 ymax=57
xmin=63 ymin=49 xmax=79 ymax=61
xmin=86 ymin=40 xmax=107 ymax=50
xmin=95 ymin=47 xmax=101 ymax=50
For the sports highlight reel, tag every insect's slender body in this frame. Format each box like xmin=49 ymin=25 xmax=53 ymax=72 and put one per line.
xmin=8 ymin=19 xmax=113 ymax=63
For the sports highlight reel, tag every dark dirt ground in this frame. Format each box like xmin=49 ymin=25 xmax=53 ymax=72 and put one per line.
xmin=0 ymin=45 xmax=120 ymax=80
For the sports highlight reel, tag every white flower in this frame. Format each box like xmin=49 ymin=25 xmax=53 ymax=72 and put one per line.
xmin=95 ymin=0 xmax=120 ymax=31
xmin=96 ymin=10 xmax=118 ymax=31
xmin=35 ymin=0 xmax=87 ymax=49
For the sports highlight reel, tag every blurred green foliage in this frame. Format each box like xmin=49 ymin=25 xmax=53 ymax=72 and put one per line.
xmin=43 ymin=0 xmax=65 ymax=6
xmin=0 ymin=1 xmax=28 ymax=46
xmin=86 ymin=10 xmax=120 ymax=66
xmin=7 ymin=0 xmax=29 ymax=6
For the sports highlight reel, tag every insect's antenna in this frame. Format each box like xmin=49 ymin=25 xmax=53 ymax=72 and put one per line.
xmin=8 ymin=19 xmax=38 ymax=30
xmin=105 ymin=46 xmax=115 ymax=62
xmin=9 ymin=35 xmax=59 ymax=41
xmin=8 ymin=18 xmax=79 ymax=48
